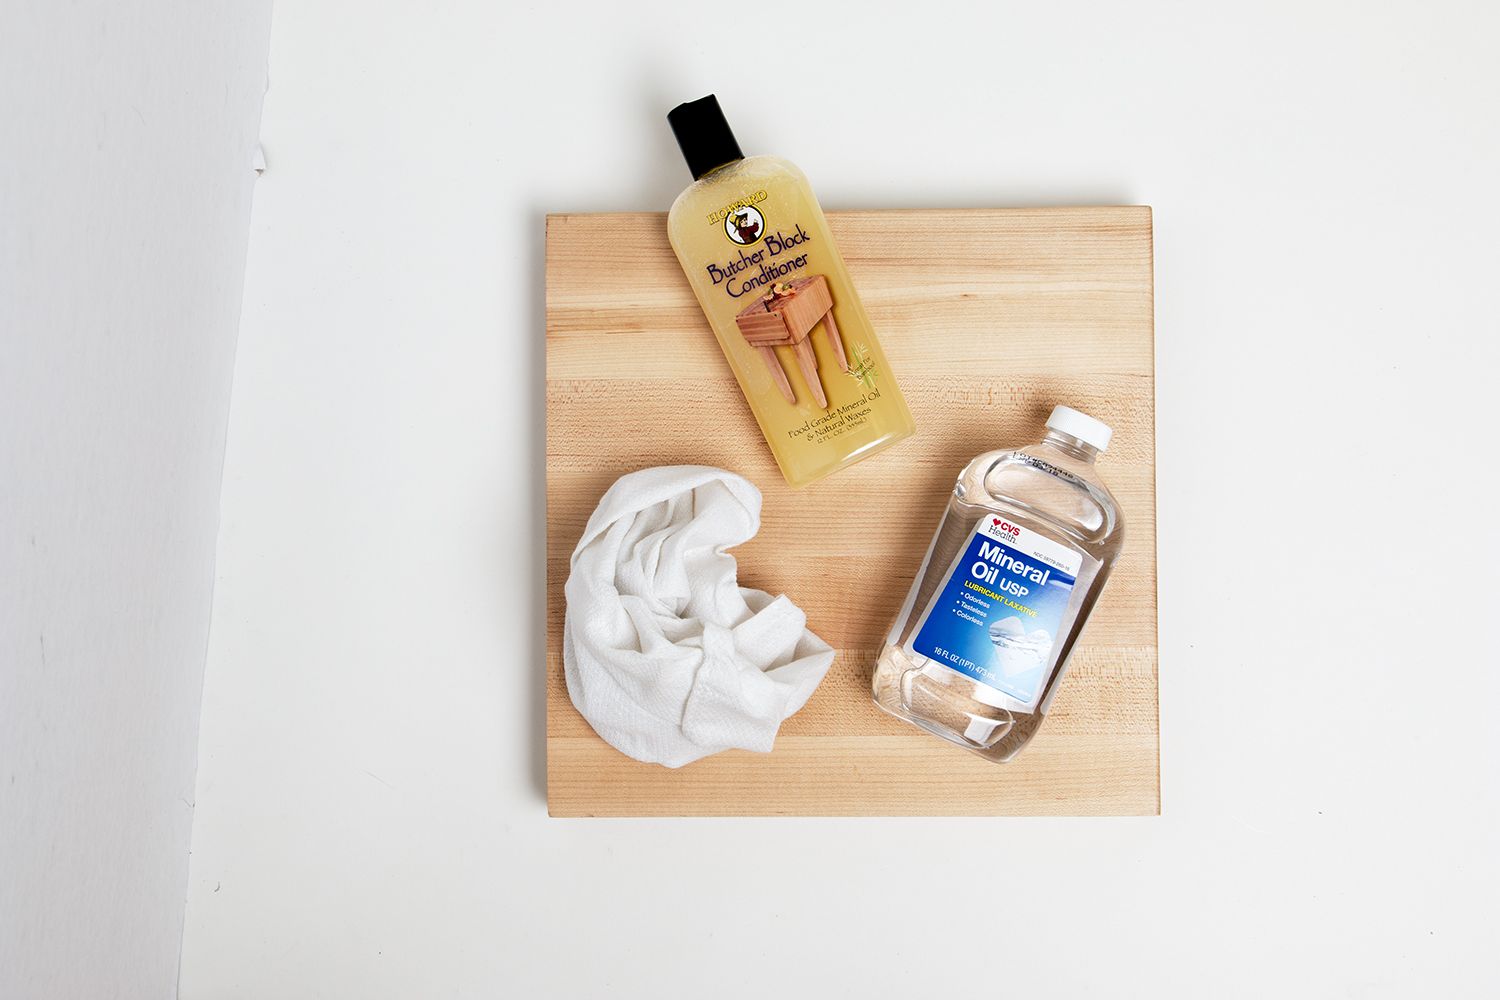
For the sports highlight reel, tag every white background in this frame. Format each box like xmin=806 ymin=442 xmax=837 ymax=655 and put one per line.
xmin=175 ymin=1 xmax=1500 ymax=997
xmin=1 ymin=3 xmax=270 ymax=997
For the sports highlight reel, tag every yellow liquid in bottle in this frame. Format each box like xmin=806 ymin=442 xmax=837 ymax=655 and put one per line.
xmin=667 ymin=155 xmax=914 ymax=487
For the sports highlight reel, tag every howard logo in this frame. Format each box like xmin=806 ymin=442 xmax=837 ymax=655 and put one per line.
xmin=724 ymin=205 xmax=764 ymax=245
xmin=706 ymin=190 xmax=769 ymax=245
xmin=989 ymin=517 xmax=1021 ymax=538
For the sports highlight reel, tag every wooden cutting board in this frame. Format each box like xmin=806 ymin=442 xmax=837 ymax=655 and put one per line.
xmin=546 ymin=207 xmax=1157 ymax=816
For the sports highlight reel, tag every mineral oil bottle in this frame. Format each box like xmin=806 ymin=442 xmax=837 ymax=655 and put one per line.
xmin=872 ymin=406 xmax=1124 ymax=762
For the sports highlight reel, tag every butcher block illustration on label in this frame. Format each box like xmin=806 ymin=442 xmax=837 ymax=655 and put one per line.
xmin=734 ymin=275 xmax=847 ymax=408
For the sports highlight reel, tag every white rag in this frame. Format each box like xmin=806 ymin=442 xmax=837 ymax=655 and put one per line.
xmin=562 ymin=466 xmax=835 ymax=768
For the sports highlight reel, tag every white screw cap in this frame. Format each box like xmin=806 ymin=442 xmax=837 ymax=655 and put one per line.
xmin=1046 ymin=405 xmax=1112 ymax=452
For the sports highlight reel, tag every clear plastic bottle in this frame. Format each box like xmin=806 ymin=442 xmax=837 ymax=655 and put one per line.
xmin=872 ymin=406 xmax=1124 ymax=762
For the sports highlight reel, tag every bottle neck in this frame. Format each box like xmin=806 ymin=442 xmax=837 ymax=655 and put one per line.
xmin=1041 ymin=429 xmax=1100 ymax=464
xmin=696 ymin=156 xmax=743 ymax=180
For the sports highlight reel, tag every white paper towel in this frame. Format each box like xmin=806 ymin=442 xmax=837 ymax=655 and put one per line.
xmin=562 ymin=466 xmax=835 ymax=768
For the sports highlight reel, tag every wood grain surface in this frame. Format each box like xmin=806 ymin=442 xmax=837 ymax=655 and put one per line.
xmin=546 ymin=207 xmax=1157 ymax=816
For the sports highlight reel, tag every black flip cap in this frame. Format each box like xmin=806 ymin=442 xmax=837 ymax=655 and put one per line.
xmin=667 ymin=95 xmax=744 ymax=180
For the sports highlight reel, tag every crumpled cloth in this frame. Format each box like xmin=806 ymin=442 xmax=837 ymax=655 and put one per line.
xmin=562 ymin=466 xmax=835 ymax=768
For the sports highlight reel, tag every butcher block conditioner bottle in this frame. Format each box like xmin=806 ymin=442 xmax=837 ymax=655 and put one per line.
xmin=666 ymin=95 xmax=914 ymax=488
xmin=873 ymin=407 xmax=1124 ymax=762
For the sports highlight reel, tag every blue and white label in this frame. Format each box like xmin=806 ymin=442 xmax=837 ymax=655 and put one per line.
xmin=907 ymin=516 xmax=1083 ymax=709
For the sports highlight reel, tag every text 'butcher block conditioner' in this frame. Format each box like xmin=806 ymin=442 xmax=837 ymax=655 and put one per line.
xmin=666 ymin=95 xmax=915 ymax=488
